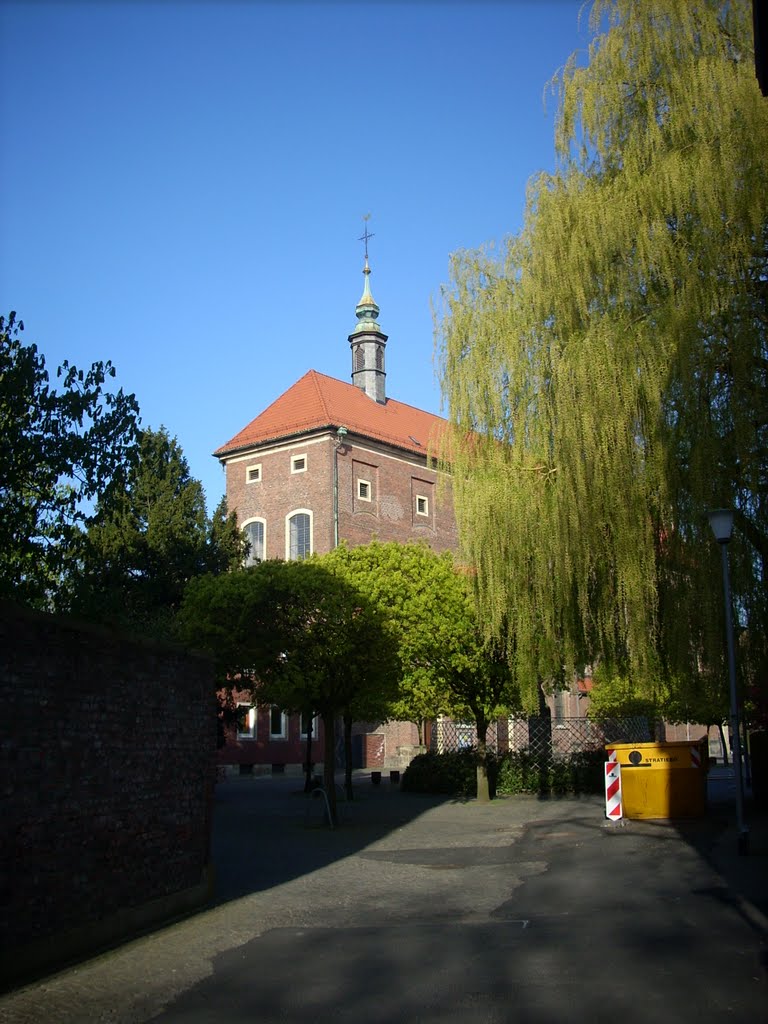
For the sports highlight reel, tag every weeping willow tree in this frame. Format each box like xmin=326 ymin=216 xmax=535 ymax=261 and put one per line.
xmin=437 ymin=0 xmax=768 ymax=715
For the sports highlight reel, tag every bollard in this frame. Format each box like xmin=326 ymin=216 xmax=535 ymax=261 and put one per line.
xmin=371 ymin=771 xmax=381 ymax=785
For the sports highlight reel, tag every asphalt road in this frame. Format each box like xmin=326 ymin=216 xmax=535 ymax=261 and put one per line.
xmin=1 ymin=773 xmax=766 ymax=1024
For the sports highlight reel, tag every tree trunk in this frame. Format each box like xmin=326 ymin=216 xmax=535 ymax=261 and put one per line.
xmin=415 ymin=719 xmax=424 ymax=746
xmin=303 ymin=714 xmax=314 ymax=794
xmin=718 ymin=721 xmax=729 ymax=766
xmin=475 ymin=713 xmax=490 ymax=802
xmin=343 ymin=713 xmax=354 ymax=801
xmin=322 ymin=711 xmax=337 ymax=826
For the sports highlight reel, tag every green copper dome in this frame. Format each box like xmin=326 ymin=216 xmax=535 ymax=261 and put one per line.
xmin=351 ymin=258 xmax=382 ymax=335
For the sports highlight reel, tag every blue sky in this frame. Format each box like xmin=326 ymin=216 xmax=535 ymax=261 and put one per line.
xmin=1 ymin=0 xmax=589 ymax=512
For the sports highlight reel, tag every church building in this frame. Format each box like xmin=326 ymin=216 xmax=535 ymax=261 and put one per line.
xmin=214 ymin=255 xmax=458 ymax=561
xmin=212 ymin=245 xmax=458 ymax=774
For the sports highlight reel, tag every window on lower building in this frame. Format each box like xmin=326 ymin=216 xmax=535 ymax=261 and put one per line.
xmin=300 ymin=712 xmax=319 ymax=738
xmin=270 ymin=706 xmax=288 ymax=739
xmin=358 ymin=479 xmax=371 ymax=501
xmin=243 ymin=519 xmax=265 ymax=566
xmin=287 ymin=511 xmax=311 ymax=559
xmin=246 ymin=463 xmax=262 ymax=484
xmin=416 ymin=495 xmax=429 ymax=517
xmin=553 ymin=688 xmax=568 ymax=720
xmin=291 ymin=454 xmax=307 ymax=473
xmin=236 ymin=704 xmax=256 ymax=739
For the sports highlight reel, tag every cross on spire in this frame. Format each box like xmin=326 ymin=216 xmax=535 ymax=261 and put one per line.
xmin=359 ymin=214 xmax=374 ymax=262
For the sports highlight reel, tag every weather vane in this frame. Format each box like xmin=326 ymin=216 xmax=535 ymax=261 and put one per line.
xmin=359 ymin=214 xmax=374 ymax=262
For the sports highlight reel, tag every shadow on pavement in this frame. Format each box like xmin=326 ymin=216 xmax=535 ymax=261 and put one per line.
xmin=674 ymin=794 xmax=768 ymax=934
xmin=157 ymin=779 xmax=768 ymax=1024
xmin=210 ymin=773 xmax=452 ymax=905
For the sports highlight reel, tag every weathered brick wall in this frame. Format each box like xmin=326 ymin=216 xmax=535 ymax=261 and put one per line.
xmin=0 ymin=602 xmax=216 ymax=964
xmin=225 ymin=435 xmax=336 ymax=558
xmin=338 ymin=439 xmax=458 ymax=553
xmin=224 ymin=432 xmax=459 ymax=558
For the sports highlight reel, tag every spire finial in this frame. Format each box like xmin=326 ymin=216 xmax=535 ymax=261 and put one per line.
xmin=359 ymin=213 xmax=374 ymax=266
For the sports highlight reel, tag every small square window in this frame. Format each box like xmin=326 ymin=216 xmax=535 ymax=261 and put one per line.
xmin=416 ymin=495 xmax=429 ymax=517
xmin=291 ymin=454 xmax=307 ymax=474
xmin=358 ymin=479 xmax=371 ymax=501
xmin=246 ymin=464 xmax=262 ymax=484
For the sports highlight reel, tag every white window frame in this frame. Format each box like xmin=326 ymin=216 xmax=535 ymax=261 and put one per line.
xmin=416 ymin=494 xmax=429 ymax=517
xmin=269 ymin=705 xmax=288 ymax=740
xmin=300 ymin=712 xmax=320 ymax=739
xmin=242 ymin=517 xmax=266 ymax=567
xmin=357 ymin=478 xmax=372 ymax=502
xmin=236 ymin=703 xmax=256 ymax=739
xmin=246 ymin=463 xmax=262 ymax=484
xmin=286 ymin=509 xmax=313 ymax=560
xmin=291 ymin=453 xmax=307 ymax=474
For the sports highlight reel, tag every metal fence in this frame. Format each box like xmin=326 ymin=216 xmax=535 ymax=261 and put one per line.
xmin=430 ymin=715 xmax=651 ymax=768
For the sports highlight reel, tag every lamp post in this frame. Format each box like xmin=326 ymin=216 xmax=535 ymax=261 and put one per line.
xmin=708 ymin=509 xmax=749 ymax=855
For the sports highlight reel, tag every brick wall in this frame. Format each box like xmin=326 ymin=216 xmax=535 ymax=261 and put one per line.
xmin=224 ymin=431 xmax=459 ymax=558
xmin=338 ymin=438 xmax=458 ymax=553
xmin=227 ymin=434 xmax=336 ymax=558
xmin=217 ymin=687 xmax=326 ymax=772
xmin=0 ymin=602 xmax=216 ymax=984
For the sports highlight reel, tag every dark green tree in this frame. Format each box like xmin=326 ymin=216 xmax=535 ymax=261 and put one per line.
xmin=70 ymin=426 xmax=245 ymax=636
xmin=0 ymin=312 xmax=140 ymax=606
xmin=178 ymin=559 xmax=400 ymax=824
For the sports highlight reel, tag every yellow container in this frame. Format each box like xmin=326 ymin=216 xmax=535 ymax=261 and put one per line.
xmin=605 ymin=740 xmax=708 ymax=819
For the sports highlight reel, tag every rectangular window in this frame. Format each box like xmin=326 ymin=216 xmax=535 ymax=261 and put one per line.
xmin=246 ymin=464 xmax=262 ymax=484
xmin=236 ymin=704 xmax=256 ymax=739
xmin=358 ymin=479 xmax=371 ymax=501
xmin=553 ymin=688 xmax=568 ymax=720
xmin=291 ymin=454 xmax=307 ymax=474
xmin=270 ymin=706 xmax=287 ymax=739
xmin=416 ymin=495 xmax=429 ymax=517
xmin=300 ymin=712 xmax=319 ymax=738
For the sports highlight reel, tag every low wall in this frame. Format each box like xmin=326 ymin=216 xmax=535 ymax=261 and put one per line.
xmin=0 ymin=602 xmax=216 ymax=989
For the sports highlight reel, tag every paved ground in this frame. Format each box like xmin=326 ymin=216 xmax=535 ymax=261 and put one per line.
xmin=1 ymin=771 xmax=766 ymax=1023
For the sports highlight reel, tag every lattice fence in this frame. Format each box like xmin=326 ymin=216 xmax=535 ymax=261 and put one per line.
xmin=430 ymin=716 xmax=651 ymax=768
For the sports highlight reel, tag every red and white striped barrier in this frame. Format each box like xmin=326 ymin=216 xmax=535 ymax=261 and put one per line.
xmin=690 ymin=746 xmax=701 ymax=768
xmin=605 ymin=760 xmax=622 ymax=820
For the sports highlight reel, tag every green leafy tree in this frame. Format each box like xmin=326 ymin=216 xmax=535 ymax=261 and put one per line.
xmin=0 ymin=311 xmax=140 ymax=605
xmin=178 ymin=560 xmax=400 ymax=824
xmin=437 ymin=0 xmax=768 ymax=710
xmin=323 ymin=541 xmax=519 ymax=800
xmin=70 ymin=426 xmax=245 ymax=636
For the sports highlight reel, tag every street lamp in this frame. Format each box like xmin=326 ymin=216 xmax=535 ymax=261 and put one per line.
xmin=708 ymin=509 xmax=749 ymax=855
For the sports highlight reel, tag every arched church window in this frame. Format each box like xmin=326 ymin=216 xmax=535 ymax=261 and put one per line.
xmin=243 ymin=520 xmax=265 ymax=566
xmin=288 ymin=512 xmax=311 ymax=560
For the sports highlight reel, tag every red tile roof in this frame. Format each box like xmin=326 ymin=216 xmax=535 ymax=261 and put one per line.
xmin=214 ymin=370 xmax=447 ymax=458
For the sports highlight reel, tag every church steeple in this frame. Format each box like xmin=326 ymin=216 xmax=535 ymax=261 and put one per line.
xmin=349 ymin=218 xmax=388 ymax=403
